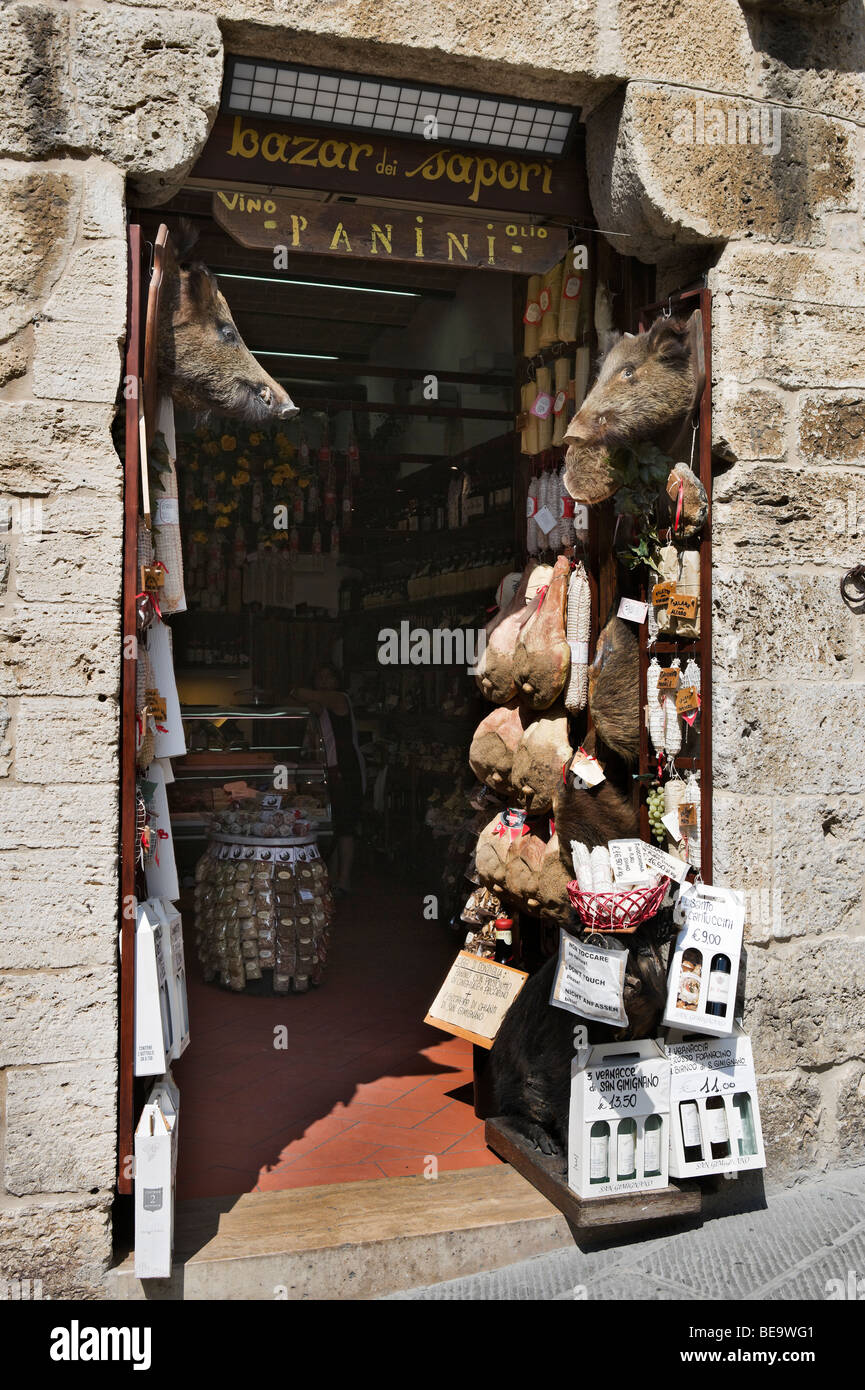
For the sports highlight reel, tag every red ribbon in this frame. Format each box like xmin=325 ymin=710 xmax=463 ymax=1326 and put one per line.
xmin=675 ymin=479 xmax=685 ymax=532
xmin=136 ymin=591 xmax=162 ymax=622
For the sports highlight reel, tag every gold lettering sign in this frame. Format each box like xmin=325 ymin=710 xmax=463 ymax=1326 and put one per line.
xmin=192 ymin=115 xmax=587 ymax=218
xmin=212 ymin=190 xmax=568 ymax=274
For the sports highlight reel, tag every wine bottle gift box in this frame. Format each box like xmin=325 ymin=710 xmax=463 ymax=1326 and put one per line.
xmin=568 ymin=1039 xmax=671 ymax=1200
xmin=662 ymin=883 xmax=745 ymax=1038
xmin=665 ymin=1028 xmax=766 ymax=1178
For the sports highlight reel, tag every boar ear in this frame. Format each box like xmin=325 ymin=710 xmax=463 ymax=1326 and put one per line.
xmin=173 ymin=217 xmax=200 ymax=264
xmin=184 ymin=262 xmax=220 ymax=310
xmin=646 ymin=315 xmax=690 ymax=364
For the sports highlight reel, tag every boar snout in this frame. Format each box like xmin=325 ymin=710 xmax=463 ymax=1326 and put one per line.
xmin=256 ymin=381 xmax=300 ymax=421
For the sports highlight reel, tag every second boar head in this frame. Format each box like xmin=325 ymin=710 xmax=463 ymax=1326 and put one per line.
xmin=563 ymin=314 xmax=699 ymax=505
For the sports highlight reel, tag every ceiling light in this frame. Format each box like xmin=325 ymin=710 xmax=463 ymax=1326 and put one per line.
xmin=224 ymin=58 xmax=575 ymax=157
xmin=216 ymin=270 xmax=419 ymax=299
xmin=253 ymin=351 xmax=340 ymax=360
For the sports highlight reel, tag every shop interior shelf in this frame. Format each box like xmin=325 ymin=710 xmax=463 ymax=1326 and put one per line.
xmin=484 ymin=1116 xmax=703 ymax=1231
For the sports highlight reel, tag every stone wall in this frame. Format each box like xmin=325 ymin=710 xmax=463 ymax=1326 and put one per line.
xmin=0 ymin=0 xmax=862 ymax=1294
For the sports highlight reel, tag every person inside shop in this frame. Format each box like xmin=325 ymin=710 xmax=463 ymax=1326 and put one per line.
xmin=288 ymin=665 xmax=365 ymax=898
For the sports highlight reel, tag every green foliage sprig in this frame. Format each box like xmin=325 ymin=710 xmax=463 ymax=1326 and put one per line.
xmin=610 ymin=441 xmax=673 ymax=575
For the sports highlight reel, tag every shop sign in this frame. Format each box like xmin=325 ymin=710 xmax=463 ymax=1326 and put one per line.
xmin=212 ymin=189 xmax=569 ymax=273
xmin=195 ymin=114 xmax=586 ymax=216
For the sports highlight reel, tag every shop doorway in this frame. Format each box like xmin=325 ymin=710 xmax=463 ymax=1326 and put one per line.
xmin=134 ymin=187 xmax=530 ymax=1197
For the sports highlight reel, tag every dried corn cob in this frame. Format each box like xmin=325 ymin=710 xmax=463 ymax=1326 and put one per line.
xmin=564 ymin=561 xmax=591 ymax=713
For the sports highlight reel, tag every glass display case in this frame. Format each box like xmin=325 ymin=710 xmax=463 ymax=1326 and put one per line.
xmin=168 ymin=704 xmax=332 ymax=878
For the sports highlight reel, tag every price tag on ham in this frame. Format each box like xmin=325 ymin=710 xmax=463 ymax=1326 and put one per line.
xmin=651 ymin=581 xmax=676 ymax=606
xmin=658 ymin=667 xmax=680 ymax=691
xmin=675 ymin=685 xmax=700 ymax=715
xmin=569 ymin=746 xmax=606 ymax=788
xmin=522 ymin=300 xmax=542 ymax=325
xmin=617 ymin=596 xmax=649 ymax=625
xmin=424 ymin=951 xmax=528 ymax=1049
xmin=668 ymin=593 xmax=699 ymax=619
xmin=144 ymin=690 xmax=167 ymax=722
xmin=549 ymin=929 xmax=628 ymax=1026
xmin=530 ymin=392 xmax=554 ymax=420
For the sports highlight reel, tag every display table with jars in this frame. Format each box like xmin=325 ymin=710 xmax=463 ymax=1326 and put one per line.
xmin=193 ymin=827 xmax=332 ymax=995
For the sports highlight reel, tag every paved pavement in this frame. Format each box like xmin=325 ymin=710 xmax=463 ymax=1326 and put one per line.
xmin=385 ymin=1165 xmax=865 ymax=1300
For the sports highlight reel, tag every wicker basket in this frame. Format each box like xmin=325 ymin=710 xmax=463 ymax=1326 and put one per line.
xmin=566 ymin=876 xmax=670 ymax=933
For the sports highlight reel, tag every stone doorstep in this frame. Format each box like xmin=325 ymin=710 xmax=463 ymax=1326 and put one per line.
xmin=106 ymin=1166 xmax=574 ymax=1301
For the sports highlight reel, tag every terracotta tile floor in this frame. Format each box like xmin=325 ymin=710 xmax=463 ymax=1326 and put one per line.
xmin=174 ymin=868 xmax=501 ymax=1198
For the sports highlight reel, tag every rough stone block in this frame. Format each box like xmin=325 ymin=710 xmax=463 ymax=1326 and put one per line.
xmin=0 ymin=4 xmax=72 ymax=158
xmin=0 ymin=848 xmax=118 ymax=968
xmin=799 ymin=392 xmax=865 ymax=466
xmin=0 ymin=966 xmax=116 ymax=1067
xmin=712 ymin=244 xmax=865 ymax=307
xmin=713 ymin=293 xmax=865 ymax=390
xmin=744 ymin=938 xmax=865 ymax=1072
xmin=713 ymin=464 xmax=865 ymax=567
xmin=14 ymin=696 xmax=118 ymax=783
xmin=81 ymin=160 xmax=126 ymax=240
xmin=713 ymin=572 xmax=864 ymax=682
xmin=587 ymin=83 xmax=856 ymax=263
xmin=617 ymin=0 xmax=754 ymax=94
xmin=832 ymin=1063 xmax=865 ymax=1164
xmin=0 ymin=1194 xmax=111 ymax=1298
xmin=711 ymin=792 xmax=775 ymax=943
xmin=714 ymin=680 xmax=865 ymax=794
xmin=0 ymin=783 xmax=118 ymax=850
xmin=42 ymin=242 xmax=126 ymax=331
xmin=772 ymin=795 xmax=865 ymax=939
xmin=0 ymin=602 xmax=119 ymax=698
xmin=0 ymin=165 xmax=81 ymax=339
xmin=14 ymin=528 xmax=122 ymax=605
xmin=4 ymin=1061 xmax=116 ymax=1195
xmin=70 ymin=7 xmax=223 ymax=204
xmin=757 ymin=1071 xmax=824 ymax=1179
xmin=32 ymin=320 xmax=123 ymax=405
xmin=713 ymin=382 xmax=789 ymax=462
xmin=0 ymin=402 xmax=120 ymax=496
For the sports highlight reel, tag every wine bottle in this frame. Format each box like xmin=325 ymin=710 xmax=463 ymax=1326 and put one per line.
xmin=705 ymin=952 xmax=732 ymax=1018
xmin=616 ymin=1119 xmax=637 ymax=1180
xmin=732 ymin=1092 xmax=757 ymax=1157
xmin=705 ymin=1095 xmax=731 ymax=1159
xmin=643 ymin=1114 xmax=663 ymax=1177
xmin=589 ymin=1121 xmax=610 ymax=1185
xmin=493 ymin=917 xmax=514 ymax=965
xmin=680 ymin=1100 xmax=703 ymax=1163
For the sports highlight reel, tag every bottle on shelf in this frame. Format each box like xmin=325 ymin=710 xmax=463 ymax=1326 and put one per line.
xmin=616 ymin=1118 xmax=637 ymax=1180
xmin=493 ymin=917 xmax=513 ymax=965
xmin=705 ymin=1095 xmax=731 ymax=1160
xmin=705 ymin=953 xmax=732 ymax=1019
xmin=732 ymin=1093 xmax=758 ymax=1157
xmin=643 ymin=1114 xmax=663 ymax=1177
xmin=589 ymin=1121 xmax=610 ymax=1185
xmin=679 ymin=1100 xmax=703 ymax=1163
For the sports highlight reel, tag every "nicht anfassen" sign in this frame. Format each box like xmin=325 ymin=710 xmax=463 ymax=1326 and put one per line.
xmin=193 ymin=114 xmax=586 ymax=217
xmin=212 ymin=189 xmax=568 ymax=273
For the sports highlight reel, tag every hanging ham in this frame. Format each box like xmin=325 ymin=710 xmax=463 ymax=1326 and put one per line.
xmin=513 ymin=555 xmax=571 ymax=710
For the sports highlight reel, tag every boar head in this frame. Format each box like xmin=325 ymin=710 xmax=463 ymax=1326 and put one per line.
xmin=563 ymin=315 xmax=697 ymax=505
xmin=157 ymin=231 xmax=299 ymax=424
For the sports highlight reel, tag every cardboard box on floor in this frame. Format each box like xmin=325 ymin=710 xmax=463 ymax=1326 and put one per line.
xmin=134 ymin=902 xmax=173 ymax=1076
xmin=134 ymin=1073 xmax=179 ymax=1280
xmin=665 ymin=1027 xmax=766 ymax=1178
xmin=568 ymin=1038 xmax=670 ymax=1199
